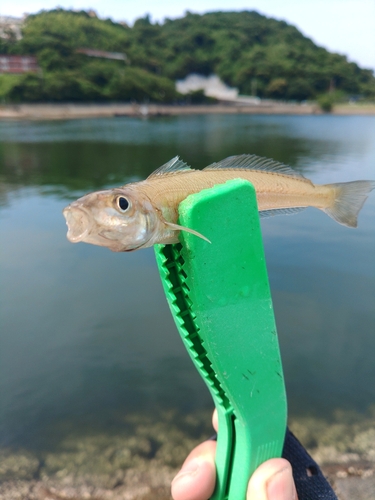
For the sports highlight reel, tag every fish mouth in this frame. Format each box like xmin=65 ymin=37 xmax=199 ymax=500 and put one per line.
xmin=63 ymin=204 xmax=92 ymax=243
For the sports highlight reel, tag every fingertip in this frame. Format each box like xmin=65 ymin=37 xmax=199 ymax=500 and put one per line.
xmin=171 ymin=440 xmax=217 ymax=500
xmin=212 ymin=409 xmax=218 ymax=432
xmin=247 ymin=458 xmax=297 ymax=500
xmin=171 ymin=458 xmax=216 ymax=500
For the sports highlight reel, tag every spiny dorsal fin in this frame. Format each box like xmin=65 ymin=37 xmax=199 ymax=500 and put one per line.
xmin=204 ymin=154 xmax=307 ymax=180
xmin=147 ymin=156 xmax=194 ymax=178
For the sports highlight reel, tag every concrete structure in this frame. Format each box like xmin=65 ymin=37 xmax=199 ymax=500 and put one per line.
xmin=176 ymin=74 xmax=239 ymax=101
xmin=176 ymin=73 xmax=261 ymax=105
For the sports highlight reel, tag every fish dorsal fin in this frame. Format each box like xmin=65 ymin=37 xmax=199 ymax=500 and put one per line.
xmin=204 ymin=154 xmax=307 ymax=180
xmin=147 ymin=156 xmax=194 ymax=178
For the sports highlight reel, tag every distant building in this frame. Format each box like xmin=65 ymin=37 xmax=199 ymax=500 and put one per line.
xmin=0 ymin=15 xmax=26 ymax=41
xmin=76 ymin=48 xmax=127 ymax=61
xmin=176 ymin=73 xmax=261 ymax=105
xmin=176 ymin=74 xmax=239 ymax=101
xmin=0 ymin=55 xmax=39 ymax=73
xmin=87 ymin=9 xmax=98 ymax=18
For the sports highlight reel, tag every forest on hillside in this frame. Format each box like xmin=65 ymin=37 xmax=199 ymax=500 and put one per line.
xmin=0 ymin=9 xmax=374 ymax=103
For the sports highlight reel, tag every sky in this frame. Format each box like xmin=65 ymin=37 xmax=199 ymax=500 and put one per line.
xmin=1 ymin=0 xmax=374 ymax=71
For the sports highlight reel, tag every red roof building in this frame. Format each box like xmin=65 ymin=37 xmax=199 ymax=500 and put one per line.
xmin=0 ymin=55 xmax=39 ymax=73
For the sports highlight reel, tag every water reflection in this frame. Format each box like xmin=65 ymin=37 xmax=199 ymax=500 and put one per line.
xmin=0 ymin=115 xmax=374 ymax=451
xmin=2 ymin=114 xmax=373 ymax=196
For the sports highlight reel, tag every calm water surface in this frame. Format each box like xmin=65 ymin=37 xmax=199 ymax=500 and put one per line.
xmin=0 ymin=114 xmax=374 ymax=450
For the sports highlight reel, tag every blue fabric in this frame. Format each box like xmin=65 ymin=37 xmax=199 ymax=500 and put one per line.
xmin=282 ymin=428 xmax=337 ymax=499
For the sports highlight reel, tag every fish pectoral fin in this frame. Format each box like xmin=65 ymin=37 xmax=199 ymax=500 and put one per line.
xmin=164 ymin=221 xmax=211 ymax=243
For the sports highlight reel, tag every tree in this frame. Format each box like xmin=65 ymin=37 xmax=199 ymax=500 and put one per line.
xmin=1 ymin=9 xmax=374 ymax=103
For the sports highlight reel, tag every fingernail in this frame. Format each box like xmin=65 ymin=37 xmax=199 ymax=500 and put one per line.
xmin=172 ymin=459 xmax=201 ymax=483
xmin=267 ymin=466 xmax=296 ymax=500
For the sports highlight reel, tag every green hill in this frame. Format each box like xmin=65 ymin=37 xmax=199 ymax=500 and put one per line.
xmin=1 ymin=9 xmax=374 ymax=103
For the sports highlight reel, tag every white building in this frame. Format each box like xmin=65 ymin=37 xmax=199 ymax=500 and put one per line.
xmin=176 ymin=74 xmax=239 ymax=101
xmin=176 ymin=73 xmax=261 ymax=105
xmin=0 ymin=15 xmax=25 ymax=41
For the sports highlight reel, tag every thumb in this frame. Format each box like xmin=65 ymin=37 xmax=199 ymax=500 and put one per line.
xmin=171 ymin=440 xmax=216 ymax=500
xmin=247 ymin=458 xmax=298 ymax=500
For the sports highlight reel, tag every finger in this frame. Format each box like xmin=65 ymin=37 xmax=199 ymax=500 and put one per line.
xmin=171 ymin=439 xmax=217 ymax=500
xmin=212 ymin=408 xmax=218 ymax=432
xmin=247 ymin=458 xmax=298 ymax=500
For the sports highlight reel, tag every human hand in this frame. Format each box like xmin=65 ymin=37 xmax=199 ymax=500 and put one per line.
xmin=171 ymin=410 xmax=298 ymax=500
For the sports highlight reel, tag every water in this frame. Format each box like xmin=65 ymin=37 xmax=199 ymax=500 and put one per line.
xmin=1 ymin=114 xmax=375 ymax=452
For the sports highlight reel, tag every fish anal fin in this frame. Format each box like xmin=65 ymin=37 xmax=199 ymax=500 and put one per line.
xmin=259 ymin=207 xmax=306 ymax=218
xmin=147 ymin=156 xmax=194 ymax=178
xmin=164 ymin=221 xmax=211 ymax=243
xmin=204 ymin=154 xmax=309 ymax=181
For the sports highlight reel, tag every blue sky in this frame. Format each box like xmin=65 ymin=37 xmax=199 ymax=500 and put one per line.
xmin=1 ymin=0 xmax=374 ymax=71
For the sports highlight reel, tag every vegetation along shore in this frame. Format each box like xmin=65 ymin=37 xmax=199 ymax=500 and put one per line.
xmin=1 ymin=102 xmax=375 ymax=120
xmin=0 ymin=9 xmax=374 ymax=107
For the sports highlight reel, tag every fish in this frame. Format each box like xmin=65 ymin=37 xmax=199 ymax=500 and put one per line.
xmin=63 ymin=154 xmax=375 ymax=252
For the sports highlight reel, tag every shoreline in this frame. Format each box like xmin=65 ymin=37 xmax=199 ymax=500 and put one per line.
xmin=1 ymin=409 xmax=374 ymax=500
xmin=1 ymin=102 xmax=375 ymax=120
xmin=0 ymin=460 xmax=373 ymax=500
xmin=0 ymin=450 xmax=373 ymax=500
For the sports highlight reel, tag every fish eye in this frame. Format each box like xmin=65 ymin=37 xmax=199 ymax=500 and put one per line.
xmin=117 ymin=196 xmax=130 ymax=212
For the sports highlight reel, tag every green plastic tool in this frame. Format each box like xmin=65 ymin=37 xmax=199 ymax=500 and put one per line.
xmin=154 ymin=179 xmax=287 ymax=500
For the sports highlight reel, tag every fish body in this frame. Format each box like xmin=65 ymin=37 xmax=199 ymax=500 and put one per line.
xmin=63 ymin=155 xmax=375 ymax=252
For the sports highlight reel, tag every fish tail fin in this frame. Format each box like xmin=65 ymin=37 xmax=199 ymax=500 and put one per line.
xmin=323 ymin=180 xmax=375 ymax=227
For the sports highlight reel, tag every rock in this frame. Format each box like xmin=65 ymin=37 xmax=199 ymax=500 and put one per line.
xmin=0 ymin=449 xmax=40 ymax=481
xmin=335 ymin=474 xmax=375 ymax=500
xmin=1 ymin=408 xmax=374 ymax=499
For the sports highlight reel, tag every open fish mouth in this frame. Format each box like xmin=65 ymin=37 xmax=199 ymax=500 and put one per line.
xmin=63 ymin=205 xmax=92 ymax=243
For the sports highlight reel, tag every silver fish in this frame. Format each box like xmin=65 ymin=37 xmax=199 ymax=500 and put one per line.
xmin=63 ymin=154 xmax=375 ymax=252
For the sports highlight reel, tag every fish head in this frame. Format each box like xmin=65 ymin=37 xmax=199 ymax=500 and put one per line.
xmin=63 ymin=187 xmax=161 ymax=251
